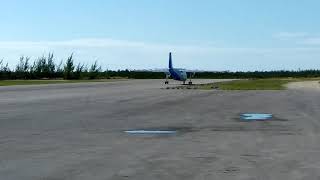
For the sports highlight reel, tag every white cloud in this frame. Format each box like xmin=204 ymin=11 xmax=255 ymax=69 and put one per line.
xmin=0 ymin=38 xmax=280 ymax=53
xmin=1 ymin=38 xmax=320 ymax=71
xmin=273 ymin=32 xmax=308 ymax=39
xmin=274 ymin=32 xmax=320 ymax=46
xmin=300 ymin=37 xmax=320 ymax=45
xmin=0 ymin=39 xmax=145 ymax=49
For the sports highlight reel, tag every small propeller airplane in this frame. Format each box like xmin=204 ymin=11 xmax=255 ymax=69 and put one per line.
xmin=165 ymin=52 xmax=193 ymax=85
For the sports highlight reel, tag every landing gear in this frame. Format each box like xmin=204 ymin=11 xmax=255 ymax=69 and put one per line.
xmin=165 ymin=74 xmax=170 ymax=84
xmin=187 ymin=72 xmax=194 ymax=85
xmin=182 ymin=81 xmax=192 ymax=85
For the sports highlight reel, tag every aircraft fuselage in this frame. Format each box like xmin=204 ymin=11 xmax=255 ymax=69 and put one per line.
xmin=169 ymin=68 xmax=187 ymax=81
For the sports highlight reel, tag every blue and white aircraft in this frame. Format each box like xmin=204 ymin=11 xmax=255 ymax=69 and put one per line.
xmin=165 ymin=52 xmax=193 ymax=85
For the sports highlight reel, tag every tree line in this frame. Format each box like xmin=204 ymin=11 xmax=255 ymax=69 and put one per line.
xmin=1 ymin=53 xmax=320 ymax=80
xmin=193 ymin=70 xmax=320 ymax=79
xmin=0 ymin=53 xmax=104 ymax=80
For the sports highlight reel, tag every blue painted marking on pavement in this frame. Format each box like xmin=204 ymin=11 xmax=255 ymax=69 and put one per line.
xmin=125 ymin=130 xmax=177 ymax=134
xmin=240 ymin=113 xmax=273 ymax=121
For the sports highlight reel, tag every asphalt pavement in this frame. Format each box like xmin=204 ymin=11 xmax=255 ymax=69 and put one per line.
xmin=1 ymin=79 xmax=320 ymax=180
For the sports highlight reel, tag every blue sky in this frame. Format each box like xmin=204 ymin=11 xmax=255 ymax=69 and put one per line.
xmin=1 ymin=0 xmax=320 ymax=71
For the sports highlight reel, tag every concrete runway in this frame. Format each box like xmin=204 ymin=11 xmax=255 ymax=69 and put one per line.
xmin=1 ymin=79 xmax=320 ymax=180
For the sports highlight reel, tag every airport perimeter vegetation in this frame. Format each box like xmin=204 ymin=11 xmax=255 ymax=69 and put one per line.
xmin=195 ymin=79 xmax=317 ymax=90
xmin=1 ymin=53 xmax=320 ymax=89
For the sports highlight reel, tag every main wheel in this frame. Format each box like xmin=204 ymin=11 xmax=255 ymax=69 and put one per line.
xmin=165 ymin=81 xmax=169 ymax=84
xmin=188 ymin=81 xmax=193 ymax=85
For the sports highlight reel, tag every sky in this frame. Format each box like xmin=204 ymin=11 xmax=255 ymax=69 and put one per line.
xmin=1 ymin=0 xmax=320 ymax=71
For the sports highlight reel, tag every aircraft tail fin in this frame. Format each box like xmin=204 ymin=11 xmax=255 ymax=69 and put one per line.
xmin=169 ymin=52 xmax=173 ymax=69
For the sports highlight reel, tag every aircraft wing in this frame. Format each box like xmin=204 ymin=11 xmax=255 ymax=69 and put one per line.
xmin=186 ymin=71 xmax=196 ymax=78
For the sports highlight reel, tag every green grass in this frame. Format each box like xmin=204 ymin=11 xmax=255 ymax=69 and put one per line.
xmin=212 ymin=79 xmax=291 ymax=90
xmin=0 ymin=79 xmax=127 ymax=86
xmin=198 ymin=78 xmax=320 ymax=90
